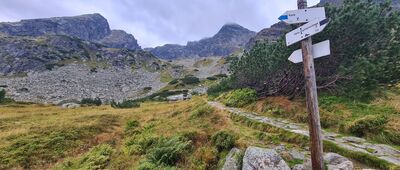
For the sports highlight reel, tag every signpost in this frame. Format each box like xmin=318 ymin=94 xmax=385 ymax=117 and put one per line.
xmin=289 ymin=40 xmax=330 ymax=63
xmin=280 ymin=0 xmax=328 ymax=169
xmin=279 ymin=7 xmax=326 ymax=24
xmin=285 ymin=18 xmax=330 ymax=46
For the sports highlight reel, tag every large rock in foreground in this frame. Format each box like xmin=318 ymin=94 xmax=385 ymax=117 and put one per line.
xmin=324 ymin=153 xmax=353 ymax=170
xmin=222 ymin=148 xmax=242 ymax=170
xmin=242 ymin=146 xmax=290 ymax=170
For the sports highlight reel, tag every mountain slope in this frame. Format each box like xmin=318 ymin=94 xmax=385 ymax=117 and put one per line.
xmin=150 ymin=23 xmax=256 ymax=59
xmin=245 ymin=22 xmax=290 ymax=49
xmin=0 ymin=34 xmax=154 ymax=74
xmin=0 ymin=14 xmax=141 ymax=50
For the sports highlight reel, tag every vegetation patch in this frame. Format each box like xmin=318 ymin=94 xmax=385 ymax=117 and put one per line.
xmin=111 ymin=100 xmax=140 ymax=109
xmin=80 ymin=97 xmax=102 ymax=106
xmin=0 ymin=114 xmax=118 ymax=169
xmin=211 ymin=131 xmax=236 ymax=152
xmin=181 ymin=75 xmax=200 ymax=85
xmin=54 ymin=144 xmax=114 ymax=170
xmin=190 ymin=104 xmax=215 ymax=118
xmin=221 ymin=88 xmax=258 ymax=107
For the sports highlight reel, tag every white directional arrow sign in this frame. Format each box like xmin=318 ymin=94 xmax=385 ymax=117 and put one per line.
xmin=279 ymin=7 xmax=326 ymax=24
xmin=285 ymin=18 xmax=329 ymax=46
xmin=288 ymin=40 xmax=330 ymax=63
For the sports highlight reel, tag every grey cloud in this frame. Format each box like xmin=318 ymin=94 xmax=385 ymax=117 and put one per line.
xmin=0 ymin=0 xmax=319 ymax=47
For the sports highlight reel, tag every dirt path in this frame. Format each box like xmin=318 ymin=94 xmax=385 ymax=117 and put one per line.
xmin=208 ymin=101 xmax=400 ymax=167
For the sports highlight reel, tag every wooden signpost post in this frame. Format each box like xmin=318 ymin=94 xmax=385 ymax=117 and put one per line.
xmin=279 ymin=0 xmax=329 ymax=169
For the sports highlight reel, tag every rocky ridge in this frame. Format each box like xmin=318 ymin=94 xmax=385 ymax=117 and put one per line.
xmin=0 ymin=34 xmax=156 ymax=75
xmin=150 ymin=23 xmax=255 ymax=59
xmin=245 ymin=22 xmax=290 ymax=49
xmin=0 ymin=14 xmax=140 ymax=50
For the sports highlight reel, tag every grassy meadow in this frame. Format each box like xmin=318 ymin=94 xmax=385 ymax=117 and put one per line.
xmin=0 ymin=97 xmax=306 ymax=169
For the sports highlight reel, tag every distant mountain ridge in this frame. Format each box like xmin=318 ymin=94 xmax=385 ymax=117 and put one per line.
xmin=149 ymin=23 xmax=256 ymax=59
xmin=0 ymin=13 xmax=140 ymax=50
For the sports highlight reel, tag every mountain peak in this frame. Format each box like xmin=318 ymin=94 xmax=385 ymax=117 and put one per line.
xmin=217 ymin=23 xmax=252 ymax=35
xmin=0 ymin=13 xmax=111 ymax=41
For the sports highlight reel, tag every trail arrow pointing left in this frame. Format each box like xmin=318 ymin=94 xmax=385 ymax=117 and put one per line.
xmin=279 ymin=7 xmax=326 ymax=24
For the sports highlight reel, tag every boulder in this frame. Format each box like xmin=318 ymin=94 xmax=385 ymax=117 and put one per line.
xmin=242 ymin=146 xmax=290 ymax=170
xmin=222 ymin=148 xmax=242 ymax=170
xmin=324 ymin=153 xmax=353 ymax=170
xmin=166 ymin=93 xmax=192 ymax=101
xmin=294 ymin=153 xmax=353 ymax=170
xmin=61 ymin=102 xmax=81 ymax=109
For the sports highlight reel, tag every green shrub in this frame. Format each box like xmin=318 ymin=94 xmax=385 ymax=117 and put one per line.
xmin=168 ymin=79 xmax=179 ymax=85
xmin=55 ymin=144 xmax=114 ymax=170
xmin=111 ymin=100 xmax=140 ymax=109
xmin=222 ymin=88 xmax=257 ymax=107
xmin=206 ymin=76 xmax=218 ymax=81
xmin=347 ymin=115 xmax=388 ymax=137
xmin=125 ymin=134 xmax=159 ymax=155
xmin=147 ymin=136 xmax=191 ymax=166
xmin=0 ymin=89 xmax=5 ymax=103
xmin=207 ymin=78 xmax=233 ymax=99
xmin=211 ymin=131 xmax=236 ymax=152
xmin=80 ymin=98 xmax=102 ymax=106
xmin=190 ymin=105 xmax=214 ymax=118
xmin=181 ymin=76 xmax=200 ymax=85
xmin=143 ymin=87 xmax=152 ymax=91
xmin=125 ymin=120 xmax=140 ymax=135
xmin=126 ymin=120 xmax=140 ymax=129
xmin=136 ymin=161 xmax=179 ymax=170
xmin=214 ymin=74 xmax=228 ymax=78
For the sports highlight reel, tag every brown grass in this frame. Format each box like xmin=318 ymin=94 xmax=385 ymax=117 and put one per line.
xmin=1 ymin=96 xmax=290 ymax=169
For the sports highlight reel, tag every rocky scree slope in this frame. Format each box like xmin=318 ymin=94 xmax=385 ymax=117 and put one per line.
xmin=149 ymin=23 xmax=256 ymax=59
xmin=0 ymin=13 xmax=141 ymax=50
xmin=0 ymin=64 xmax=164 ymax=104
xmin=0 ymin=14 xmax=163 ymax=103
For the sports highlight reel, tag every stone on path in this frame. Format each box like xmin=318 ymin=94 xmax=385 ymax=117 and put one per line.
xmin=242 ymin=146 xmax=290 ymax=170
xmin=61 ymin=102 xmax=81 ymax=109
xmin=222 ymin=148 xmax=242 ymax=170
xmin=324 ymin=152 xmax=354 ymax=170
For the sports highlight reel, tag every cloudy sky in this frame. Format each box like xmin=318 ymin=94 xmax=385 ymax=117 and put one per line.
xmin=0 ymin=0 xmax=319 ymax=48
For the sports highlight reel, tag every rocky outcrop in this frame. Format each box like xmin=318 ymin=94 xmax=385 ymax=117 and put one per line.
xmin=0 ymin=14 xmax=111 ymax=41
xmin=98 ymin=30 xmax=141 ymax=50
xmin=242 ymin=146 xmax=290 ymax=170
xmin=150 ymin=23 xmax=255 ymax=59
xmin=0 ymin=14 xmax=142 ymax=51
xmin=0 ymin=34 xmax=155 ymax=75
xmin=324 ymin=153 xmax=354 ymax=170
xmin=222 ymin=148 xmax=242 ymax=170
xmin=245 ymin=22 xmax=290 ymax=49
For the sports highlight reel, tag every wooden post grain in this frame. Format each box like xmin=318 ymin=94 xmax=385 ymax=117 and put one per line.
xmin=297 ymin=0 xmax=324 ymax=169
